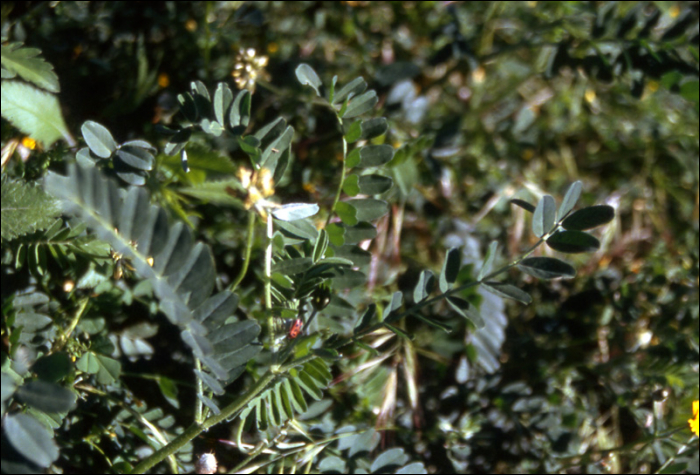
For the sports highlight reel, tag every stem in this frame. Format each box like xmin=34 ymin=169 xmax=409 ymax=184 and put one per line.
xmin=265 ymin=213 xmax=277 ymax=354
xmin=230 ymin=211 xmax=256 ymax=292
xmin=325 ymin=113 xmax=348 ymax=227
xmin=329 ymin=223 xmax=562 ymax=350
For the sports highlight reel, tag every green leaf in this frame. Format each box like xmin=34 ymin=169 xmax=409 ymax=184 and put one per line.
xmin=558 ymin=181 xmax=582 ymax=220
xmin=275 ymin=218 xmax=318 ymax=241
xmin=343 ymin=174 xmax=361 ymax=197
xmin=229 ymin=89 xmax=251 ymax=130
xmin=295 ymin=63 xmax=322 ymax=96
xmin=271 ymin=203 xmax=319 ymax=221
xmin=439 ymin=247 xmax=461 ymax=292
xmin=331 ymin=267 xmax=366 ymax=289
xmin=478 ymin=241 xmax=498 ymax=281
xmin=532 ymin=194 xmax=556 ymax=237
xmin=313 ymin=229 xmax=329 ymax=263
xmin=341 ymin=222 xmax=376 ymax=244
xmin=371 ymin=448 xmax=409 ymax=473
xmin=414 ymin=313 xmax=453 ymax=332
xmin=16 ymin=380 xmax=76 ymax=413
xmin=115 ymin=145 xmax=154 ymax=171
xmin=446 ymin=296 xmax=484 ymax=329
xmin=4 ymin=413 xmax=59 ymax=468
xmin=562 ymin=205 xmax=615 ymax=231
xmin=357 ymin=144 xmax=394 ymax=168
xmin=358 ymin=174 xmax=393 ymax=195
xmin=213 ymin=82 xmax=233 ymax=127
xmin=1 ymin=43 xmax=60 ymax=93
xmin=483 ymin=282 xmax=532 ymax=304
xmin=413 ymin=270 xmax=435 ymax=303
xmin=510 ymin=199 xmax=536 ymax=213
xmin=272 ymin=257 xmax=313 ymax=275
xmin=347 ymin=199 xmax=388 ymax=221
xmin=326 ymin=223 xmax=345 ymax=246
xmin=346 ymin=147 xmax=361 ymax=168
xmin=518 ymin=257 xmax=576 ymax=279
xmin=336 ymin=201 xmax=358 ymax=225
xmin=341 ymin=90 xmax=378 ymax=118
xmin=1 ymin=81 xmax=71 ymax=148
xmin=345 ymin=117 xmax=388 ymax=143
xmin=81 ymin=121 xmax=118 ymax=159
xmin=334 ymin=77 xmax=367 ymax=105
xmin=2 ymin=180 xmax=61 ymax=240
xmin=384 ymin=323 xmax=413 ymax=340
xmin=546 ymin=230 xmax=600 ymax=253
xmin=355 ymin=304 xmax=376 ymax=334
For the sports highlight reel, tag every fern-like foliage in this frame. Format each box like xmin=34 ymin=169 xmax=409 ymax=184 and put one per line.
xmin=43 ymin=163 xmax=261 ymax=391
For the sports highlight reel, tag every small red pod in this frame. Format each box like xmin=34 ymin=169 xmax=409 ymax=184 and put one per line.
xmin=288 ymin=318 xmax=303 ymax=339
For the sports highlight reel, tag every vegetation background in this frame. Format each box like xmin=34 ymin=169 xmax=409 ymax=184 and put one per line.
xmin=1 ymin=1 xmax=698 ymax=473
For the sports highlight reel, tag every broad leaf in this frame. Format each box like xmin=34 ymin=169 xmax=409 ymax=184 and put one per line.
xmin=483 ymin=282 xmax=532 ymax=304
xmin=334 ymin=77 xmax=367 ymax=105
xmin=1 ymin=43 xmax=60 ymax=93
xmin=358 ymin=174 xmax=393 ymax=195
xmin=271 ymin=203 xmax=319 ymax=221
xmin=510 ymin=198 xmax=536 ymax=213
xmin=347 ymin=199 xmax=388 ymax=221
xmin=1 ymin=81 xmax=71 ymax=148
xmin=546 ymin=230 xmax=600 ymax=253
xmin=439 ymin=247 xmax=461 ymax=292
xmin=342 ymin=90 xmax=378 ymax=118
xmin=532 ymin=194 xmax=556 ymax=237
xmin=478 ymin=241 xmax=498 ymax=281
xmin=295 ymin=63 xmax=322 ymax=96
xmin=413 ymin=270 xmax=435 ymax=303
xmin=559 ymin=181 xmax=582 ymax=220
xmin=518 ymin=257 xmax=576 ymax=279
xmin=446 ymin=296 xmax=485 ymax=329
xmin=562 ymin=205 xmax=615 ymax=231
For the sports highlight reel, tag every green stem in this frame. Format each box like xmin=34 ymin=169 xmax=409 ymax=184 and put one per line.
xmin=265 ymin=214 xmax=277 ymax=354
xmin=329 ymin=223 xmax=561 ymax=350
xmin=230 ymin=211 xmax=256 ymax=292
xmin=325 ymin=113 xmax=348 ymax=227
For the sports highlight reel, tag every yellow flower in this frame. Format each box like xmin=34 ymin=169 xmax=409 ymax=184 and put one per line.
xmin=690 ymin=400 xmax=699 ymax=436
xmin=229 ymin=166 xmax=278 ymax=219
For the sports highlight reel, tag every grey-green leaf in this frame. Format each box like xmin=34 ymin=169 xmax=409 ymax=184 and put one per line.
xmin=510 ymin=199 xmax=536 ymax=213
xmin=478 ymin=241 xmax=498 ymax=281
xmin=214 ymin=82 xmax=233 ymax=127
xmin=81 ymin=121 xmax=117 ymax=159
xmin=413 ymin=270 xmax=435 ymax=303
xmin=116 ymin=145 xmax=154 ymax=171
xmin=518 ymin=257 xmax=576 ymax=279
xmin=345 ymin=117 xmax=389 ymax=143
xmin=439 ymin=247 xmax=461 ymax=292
xmin=347 ymin=199 xmax=388 ymax=222
xmin=483 ymin=282 xmax=532 ymax=304
xmin=313 ymin=229 xmax=329 ymax=263
xmin=358 ymin=174 xmax=393 ymax=195
xmin=562 ymin=205 xmax=615 ymax=231
xmin=4 ymin=413 xmax=59 ymax=468
xmin=546 ymin=230 xmax=600 ymax=253
xmin=446 ymin=296 xmax=485 ymax=329
xmin=272 ymin=203 xmax=319 ymax=221
xmin=558 ymin=181 xmax=582 ymax=220
xmin=334 ymin=77 xmax=367 ymax=105
xmin=342 ymin=90 xmax=378 ymax=118
xmin=357 ymin=144 xmax=394 ymax=168
xmin=532 ymin=194 xmax=556 ymax=237
xmin=295 ymin=63 xmax=322 ymax=96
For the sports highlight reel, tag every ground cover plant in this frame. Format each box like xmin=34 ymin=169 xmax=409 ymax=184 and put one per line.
xmin=1 ymin=2 xmax=698 ymax=474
